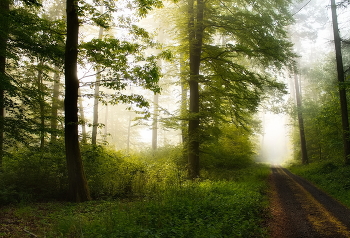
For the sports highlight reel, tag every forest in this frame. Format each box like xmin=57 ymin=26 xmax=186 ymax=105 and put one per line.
xmin=1 ymin=0 xmax=350 ymax=237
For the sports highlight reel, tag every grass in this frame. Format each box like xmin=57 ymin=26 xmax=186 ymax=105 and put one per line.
xmin=288 ymin=160 xmax=350 ymax=208
xmin=0 ymin=164 xmax=270 ymax=238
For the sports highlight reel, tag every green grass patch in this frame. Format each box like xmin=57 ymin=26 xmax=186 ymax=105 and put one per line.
xmin=289 ymin=160 xmax=350 ymax=207
xmin=1 ymin=164 xmax=270 ymax=238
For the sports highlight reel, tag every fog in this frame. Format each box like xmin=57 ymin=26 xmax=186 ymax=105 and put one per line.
xmin=75 ymin=0 xmax=349 ymax=159
xmin=258 ymin=112 xmax=291 ymax=165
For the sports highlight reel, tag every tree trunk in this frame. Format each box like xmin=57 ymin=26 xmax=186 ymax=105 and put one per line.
xmin=331 ymin=0 xmax=350 ymax=165
xmin=91 ymin=9 xmax=104 ymax=145
xmin=65 ymin=0 xmax=90 ymax=202
xmin=91 ymin=74 xmax=99 ymax=145
xmin=152 ymin=92 xmax=158 ymax=150
xmin=37 ymin=62 xmax=45 ymax=149
xmin=187 ymin=0 xmax=204 ymax=179
xmin=0 ymin=0 xmax=9 ymax=170
xmin=294 ymin=73 xmax=308 ymax=165
xmin=78 ymin=88 xmax=87 ymax=143
xmin=50 ymin=68 xmax=60 ymax=143
xmin=180 ymin=54 xmax=188 ymax=145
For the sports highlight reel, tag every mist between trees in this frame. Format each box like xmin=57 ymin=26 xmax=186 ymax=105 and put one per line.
xmin=0 ymin=0 xmax=349 ymax=212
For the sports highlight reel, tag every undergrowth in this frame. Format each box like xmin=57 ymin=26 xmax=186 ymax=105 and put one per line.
xmin=1 ymin=164 xmax=270 ymax=238
xmin=289 ymin=160 xmax=350 ymax=207
xmin=0 ymin=142 xmax=271 ymax=237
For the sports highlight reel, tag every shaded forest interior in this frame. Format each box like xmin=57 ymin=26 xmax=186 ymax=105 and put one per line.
xmin=1 ymin=0 xmax=350 ymax=237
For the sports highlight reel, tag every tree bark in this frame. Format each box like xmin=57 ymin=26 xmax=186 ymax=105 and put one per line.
xmin=0 ymin=0 xmax=9 ymax=170
xmin=50 ymin=68 xmax=60 ymax=143
xmin=331 ymin=0 xmax=350 ymax=165
xmin=187 ymin=0 xmax=204 ymax=179
xmin=180 ymin=54 xmax=188 ymax=145
xmin=37 ymin=62 xmax=45 ymax=149
xmin=78 ymin=88 xmax=87 ymax=143
xmin=91 ymin=75 xmax=99 ymax=145
xmin=294 ymin=73 xmax=308 ymax=165
xmin=92 ymin=9 xmax=104 ymax=145
xmin=65 ymin=0 xmax=90 ymax=202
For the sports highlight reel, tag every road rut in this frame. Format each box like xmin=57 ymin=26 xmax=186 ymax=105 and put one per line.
xmin=269 ymin=166 xmax=350 ymax=238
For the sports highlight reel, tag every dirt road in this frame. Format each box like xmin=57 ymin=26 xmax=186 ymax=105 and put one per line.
xmin=269 ymin=166 xmax=350 ymax=238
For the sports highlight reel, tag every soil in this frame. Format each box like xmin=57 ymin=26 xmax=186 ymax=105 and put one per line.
xmin=268 ymin=166 xmax=350 ymax=238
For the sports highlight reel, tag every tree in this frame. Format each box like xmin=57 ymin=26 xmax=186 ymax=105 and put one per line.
xmin=331 ymin=0 xmax=350 ymax=165
xmin=78 ymin=88 xmax=87 ymax=143
xmin=63 ymin=0 xmax=162 ymax=199
xmin=50 ymin=68 xmax=62 ymax=143
xmin=0 ymin=0 xmax=9 ymax=170
xmin=294 ymin=73 xmax=308 ymax=164
xmin=0 ymin=0 xmax=65 ymax=164
xmin=64 ymin=0 xmax=91 ymax=202
xmin=91 ymin=7 xmax=104 ymax=145
xmin=187 ymin=0 xmax=204 ymax=178
xmin=174 ymin=0 xmax=295 ymax=178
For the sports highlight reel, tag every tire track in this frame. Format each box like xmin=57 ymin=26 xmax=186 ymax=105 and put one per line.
xmin=269 ymin=166 xmax=350 ymax=238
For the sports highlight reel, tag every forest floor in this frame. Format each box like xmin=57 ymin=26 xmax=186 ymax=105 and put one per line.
xmin=268 ymin=166 xmax=350 ymax=238
xmin=4 ymin=166 xmax=350 ymax=237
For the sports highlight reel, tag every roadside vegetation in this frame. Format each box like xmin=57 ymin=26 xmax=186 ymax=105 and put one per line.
xmin=285 ymin=0 xmax=350 ymax=210
xmin=289 ymin=161 xmax=350 ymax=208
xmin=0 ymin=144 xmax=270 ymax=238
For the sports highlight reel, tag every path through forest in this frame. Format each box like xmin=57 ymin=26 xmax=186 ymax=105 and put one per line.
xmin=268 ymin=166 xmax=350 ymax=238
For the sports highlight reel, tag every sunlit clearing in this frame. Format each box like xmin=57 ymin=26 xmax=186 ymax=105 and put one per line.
xmin=259 ymin=112 xmax=291 ymax=165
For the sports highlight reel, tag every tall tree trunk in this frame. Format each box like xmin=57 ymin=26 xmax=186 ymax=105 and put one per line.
xmin=180 ymin=54 xmax=188 ymax=164
xmin=0 ymin=0 xmax=9 ymax=170
xmin=78 ymin=88 xmax=87 ymax=143
xmin=92 ymin=8 xmax=104 ymax=145
xmin=180 ymin=54 xmax=188 ymax=144
xmin=294 ymin=73 xmax=308 ymax=165
xmin=331 ymin=0 xmax=350 ymax=165
xmin=50 ymin=68 xmax=60 ymax=143
xmin=152 ymin=93 xmax=158 ymax=150
xmin=37 ymin=62 xmax=45 ymax=149
xmin=65 ymin=0 xmax=90 ymax=202
xmin=91 ymin=74 xmax=99 ymax=145
xmin=187 ymin=0 xmax=204 ymax=179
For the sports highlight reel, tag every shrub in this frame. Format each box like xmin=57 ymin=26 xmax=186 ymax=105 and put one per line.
xmin=289 ymin=160 xmax=350 ymax=207
xmin=0 ymin=141 xmax=67 ymax=205
xmin=201 ymin=126 xmax=255 ymax=170
xmin=50 ymin=164 xmax=270 ymax=238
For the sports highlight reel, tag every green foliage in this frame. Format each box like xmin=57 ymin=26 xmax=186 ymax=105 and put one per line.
xmin=289 ymin=160 xmax=350 ymax=207
xmin=289 ymin=56 xmax=344 ymax=163
xmin=8 ymin=8 xmax=65 ymax=64
xmin=171 ymin=0 xmax=295 ymax=128
xmin=0 ymin=145 xmax=187 ymax=205
xmin=0 ymin=141 xmax=68 ymax=205
xmin=46 ymin=164 xmax=269 ymax=238
xmin=82 ymin=145 xmax=148 ymax=199
xmin=82 ymin=145 xmax=188 ymax=199
xmin=0 ymin=141 xmax=270 ymax=237
xmin=1 ymin=3 xmax=65 ymax=150
xmin=201 ymin=123 xmax=255 ymax=170
xmin=80 ymin=36 xmax=161 ymax=102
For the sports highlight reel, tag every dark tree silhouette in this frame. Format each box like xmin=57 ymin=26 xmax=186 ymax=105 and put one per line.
xmin=187 ymin=0 xmax=204 ymax=179
xmin=65 ymin=0 xmax=91 ymax=202
xmin=331 ymin=0 xmax=350 ymax=165
xmin=294 ymin=73 xmax=308 ymax=164
xmin=0 ymin=0 xmax=9 ymax=170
